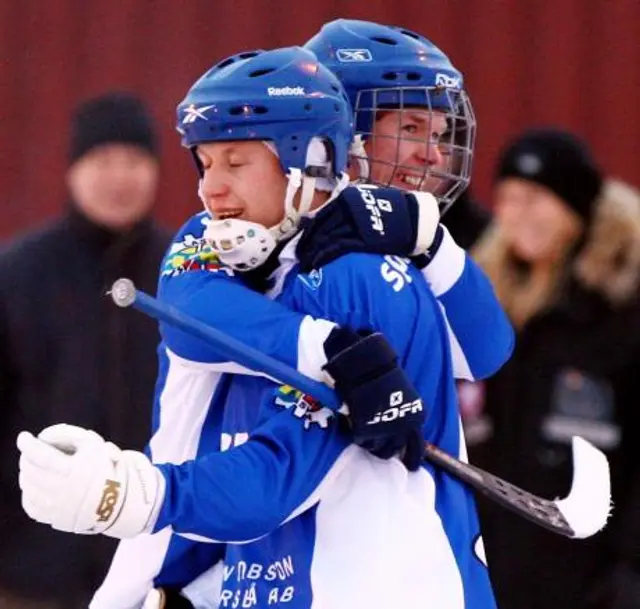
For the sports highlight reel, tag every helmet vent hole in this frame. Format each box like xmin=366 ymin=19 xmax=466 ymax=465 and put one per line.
xmin=249 ymin=67 xmax=276 ymax=77
xmin=304 ymin=103 xmax=312 ymax=111
xmin=382 ymin=72 xmax=399 ymax=81
xmin=399 ymin=29 xmax=422 ymax=40
xmin=370 ymin=36 xmax=398 ymax=45
xmin=229 ymin=106 xmax=244 ymax=115
xmin=239 ymin=52 xmax=260 ymax=60
xmin=215 ymin=58 xmax=236 ymax=70
xmin=254 ymin=106 xmax=268 ymax=114
xmin=406 ymin=72 xmax=421 ymax=81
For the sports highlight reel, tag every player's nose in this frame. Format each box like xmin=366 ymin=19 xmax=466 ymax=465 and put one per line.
xmin=415 ymin=140 xmax=444 ymax=168
xmin=200 ymin=169 xmax=231 ymax=200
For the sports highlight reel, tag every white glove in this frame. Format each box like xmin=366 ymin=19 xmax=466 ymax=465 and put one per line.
xmin=17 ymin=423 xmax=165 ymax=538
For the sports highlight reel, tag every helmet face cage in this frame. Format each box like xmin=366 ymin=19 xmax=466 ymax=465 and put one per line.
xmin=352 ymin=85 xmax=476 ymax=216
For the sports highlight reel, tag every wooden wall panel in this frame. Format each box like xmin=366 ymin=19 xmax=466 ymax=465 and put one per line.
xmin=1 ymin=0 xmax=637 ymax=237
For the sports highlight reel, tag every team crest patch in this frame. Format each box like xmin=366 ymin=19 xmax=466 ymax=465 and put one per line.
xmin=161 ymin=234 xmax=233 ymax=277
xmin=274 ymin=385 xmax=333 ymax=429
xmin=298 ymin=268 xmax=323 ymax=291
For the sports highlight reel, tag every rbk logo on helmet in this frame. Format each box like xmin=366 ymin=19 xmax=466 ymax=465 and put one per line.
xmin=336 ymin=48 xmax=373 ymax=62
xmin=182 ymin=104 xmax=215 ymax=124
xmin=434 ymin=73 xmax=462 ymax=89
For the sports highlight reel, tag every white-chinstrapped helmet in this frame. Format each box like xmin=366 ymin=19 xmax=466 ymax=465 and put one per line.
xmin=176 ymin=46 xmax=354 ymax=270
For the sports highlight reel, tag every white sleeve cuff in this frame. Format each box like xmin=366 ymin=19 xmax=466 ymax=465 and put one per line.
xmin=297 ymin=316 xmax=336 ymax=381
xmin=421 ymin=225 xmax=466 ymax=297
xmin=410 ymin=192 xmax=440 ymax=255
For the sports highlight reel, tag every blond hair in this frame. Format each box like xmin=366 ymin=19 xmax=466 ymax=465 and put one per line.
xmin=472 ymin=178 xmax=640 ymax=328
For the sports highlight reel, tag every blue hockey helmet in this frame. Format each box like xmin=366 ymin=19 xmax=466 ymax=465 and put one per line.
xmin=305 ymin=19 xmax=476 ymax=214
xmin=176 ymin=46 xmax=354 ymax=182
xmin=175 ymin=46 xmax=355 ymax=268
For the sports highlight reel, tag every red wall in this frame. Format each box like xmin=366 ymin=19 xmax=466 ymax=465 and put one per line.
xmin=2 ymin=0 xmax=638 ymax=237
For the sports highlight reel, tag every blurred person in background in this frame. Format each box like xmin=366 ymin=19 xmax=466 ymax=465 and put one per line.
xmin=465 ymin=128 xmax=640 ymax=609
xmin=0 ymin=93 xmax=171 ymax=608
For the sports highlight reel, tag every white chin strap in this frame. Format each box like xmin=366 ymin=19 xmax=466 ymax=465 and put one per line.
xmin=202 ymin=138 xmax=348 ymax=272
xmin=350 ymin=134 xmax=370 ymax=182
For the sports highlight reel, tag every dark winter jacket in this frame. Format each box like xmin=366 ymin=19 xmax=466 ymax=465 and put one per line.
xmin=0 ymin=208 xmax=171 ymax=605
xmin=463 ymin=180 xmax=640 ymax=609
xmin=441 ymin=189 xmax=491 ymax=251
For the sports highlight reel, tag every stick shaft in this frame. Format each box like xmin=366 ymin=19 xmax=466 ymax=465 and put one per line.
xmin=112 ymin=279 xmax=341 ymax=409
xmin=109 ymin=278 xmax=578 ymax=538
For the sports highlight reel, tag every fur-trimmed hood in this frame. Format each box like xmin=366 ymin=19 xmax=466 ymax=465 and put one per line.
xmin=472 ymin=179 xmax=640 ymax=328
xmin=573 ymin=179 xmax=640 ymax=305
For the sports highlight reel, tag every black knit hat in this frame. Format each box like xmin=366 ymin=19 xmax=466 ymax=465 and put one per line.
xmin=68 ymin=92 xmax=158 ymax=163
xmin=496 ymin=128 xmax=602 ymax=222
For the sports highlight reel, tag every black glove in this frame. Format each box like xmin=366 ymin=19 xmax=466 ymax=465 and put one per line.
xmin=156 ymin=587 xmax=196 ymax=608
xmin=296 ymin=184 xmax=440 ymax=273
xmin=323 ymin=327 xmax=426 ymax=471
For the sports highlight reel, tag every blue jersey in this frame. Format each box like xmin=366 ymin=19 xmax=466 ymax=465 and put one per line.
xmin=150 ymin=236 xmax=508 ymax=607
xmin=152 ymin=212 xmax=510 ymax=384
xmin=90 ymin=213 xmax=513 ymax=609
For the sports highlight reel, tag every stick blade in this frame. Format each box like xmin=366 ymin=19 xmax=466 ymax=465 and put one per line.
xmin=555 ymin=436 xmax=611 ymax=539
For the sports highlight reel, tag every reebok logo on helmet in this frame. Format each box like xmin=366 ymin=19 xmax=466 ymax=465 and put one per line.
xmin=267 ymin=86 xmax=305 ymax=96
